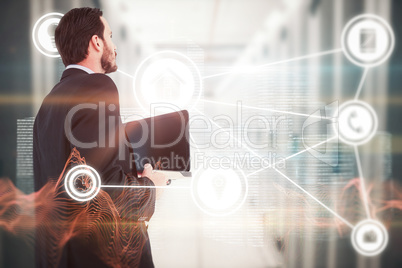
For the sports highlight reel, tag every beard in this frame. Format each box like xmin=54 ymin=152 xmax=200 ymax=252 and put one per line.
xmin=101 ymin=45 xmax=117 ymax=74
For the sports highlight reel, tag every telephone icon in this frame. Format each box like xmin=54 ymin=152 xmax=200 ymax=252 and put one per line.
xmin=348 ymin=110 xmax=362 ymax=133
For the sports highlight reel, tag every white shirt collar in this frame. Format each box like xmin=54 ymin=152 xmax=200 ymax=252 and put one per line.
xmin=66 ymin=64 xmax=95 ymax=74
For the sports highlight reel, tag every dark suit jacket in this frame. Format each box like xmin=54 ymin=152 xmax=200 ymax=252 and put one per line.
xmin=33 ymin=68 xmax=155 ymax=268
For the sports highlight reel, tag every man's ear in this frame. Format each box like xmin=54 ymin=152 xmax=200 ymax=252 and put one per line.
xmin=90 ymin=35 xmax=103 ymax=52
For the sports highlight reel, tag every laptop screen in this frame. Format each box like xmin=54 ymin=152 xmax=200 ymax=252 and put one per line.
xmin=124 ymin=110 xmax=190 ymax=172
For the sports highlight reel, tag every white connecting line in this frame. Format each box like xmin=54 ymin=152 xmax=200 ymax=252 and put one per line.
xmin=273 ymin=167 xmax=355 ymax=229
xmin=189 ymin=132 xmax=201 ymax=153
xmin=246 ymin=136 xmax=338 ymax=178
xmin=117 ymin=48 xmax=341 ymax=121
xmin=351 ymin=66 xmax=372 ymax=221
xmin=354 ymin=67 xmax=370 ymax=100
xmin=193 ymin=107 xmax=271 ymax=164
xmin=353 ymin=145 xmax=372 ymax=219
xmin=117 ymin=69 xmax=135 ymax=79
xmin=195 ymin=104 xmax=350 ymax=228
xmin=202 ymin=48 xmax=343 ymax=79
xmin=117 ymin=48 xmax=343 ymax=81
xmin=101 ymin=185 xmax=190 ymax=189
xmin=199 ymin=99 xmax=336 ymax=121
xmin=247 ymin=135 xmax=355 ymax=229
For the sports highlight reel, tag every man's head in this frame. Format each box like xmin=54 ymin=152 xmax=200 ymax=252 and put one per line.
xmin=55 ymin=7 xmax=117 ymax=73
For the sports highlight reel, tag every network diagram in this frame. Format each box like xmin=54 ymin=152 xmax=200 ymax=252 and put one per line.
xmin=32 ymin=12 xmax=395 ymax=257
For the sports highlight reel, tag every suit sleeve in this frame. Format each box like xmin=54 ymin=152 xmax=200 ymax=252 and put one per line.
xmin=65 ymin=74 xmax=155 ymax=221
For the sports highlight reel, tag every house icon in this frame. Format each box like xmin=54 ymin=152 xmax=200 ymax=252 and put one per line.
xmin=151 ymin=68 xmax=186 ymax=101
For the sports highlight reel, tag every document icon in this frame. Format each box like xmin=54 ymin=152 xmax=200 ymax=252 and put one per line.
xmin=360 ymin=29 xmax=376 ymax=53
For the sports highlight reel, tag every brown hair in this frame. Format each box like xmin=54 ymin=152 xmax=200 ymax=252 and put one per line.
xmin=55 ymin=7 xmax=104 ymax=66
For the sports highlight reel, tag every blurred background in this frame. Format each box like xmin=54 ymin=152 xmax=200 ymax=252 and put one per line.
xmin=1 ymin=0 xmax=402 ymax=267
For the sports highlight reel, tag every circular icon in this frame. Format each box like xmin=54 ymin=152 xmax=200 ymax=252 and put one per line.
xmin=32 ymin=12 xmax=64 ymax=57
xmin=133 ymin=51 xmax=202 ymax=112
xmin=334 ymin=100 xmax=378 ymax=146
xmin=341 ymin=14 xmax=395 ymax=67
xmin=351 ymin=219 xmax=388 ymax=256
xmin=191 ymin=168 xmax=248 ymax=216
xmin=64 ymin=165 xmax=101 ymax=202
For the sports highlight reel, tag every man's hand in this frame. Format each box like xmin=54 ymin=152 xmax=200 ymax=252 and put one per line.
xmin=142 ymin=163 xmax=166 ymax=198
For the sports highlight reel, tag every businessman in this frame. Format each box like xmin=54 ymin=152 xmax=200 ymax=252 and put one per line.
xmin=33 ymin=7 xmax=164 ymax=268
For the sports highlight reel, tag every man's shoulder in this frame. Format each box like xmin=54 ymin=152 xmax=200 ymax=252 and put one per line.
xmin=42 ymin=71 xmax=119 ymax=109
xmin=64 ymin=72 xmax=116 ymax=90
xmin=81 ymin=74 xmax=118 ymax=98
xmin=55 ymin=71 xmax=118 ymax=97
xmin=85 ymin=73 xmax=116 ymax=87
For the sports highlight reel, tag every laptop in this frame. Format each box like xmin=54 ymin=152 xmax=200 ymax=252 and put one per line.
xmin=125 ymin=110 xmax=191 ymax=179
